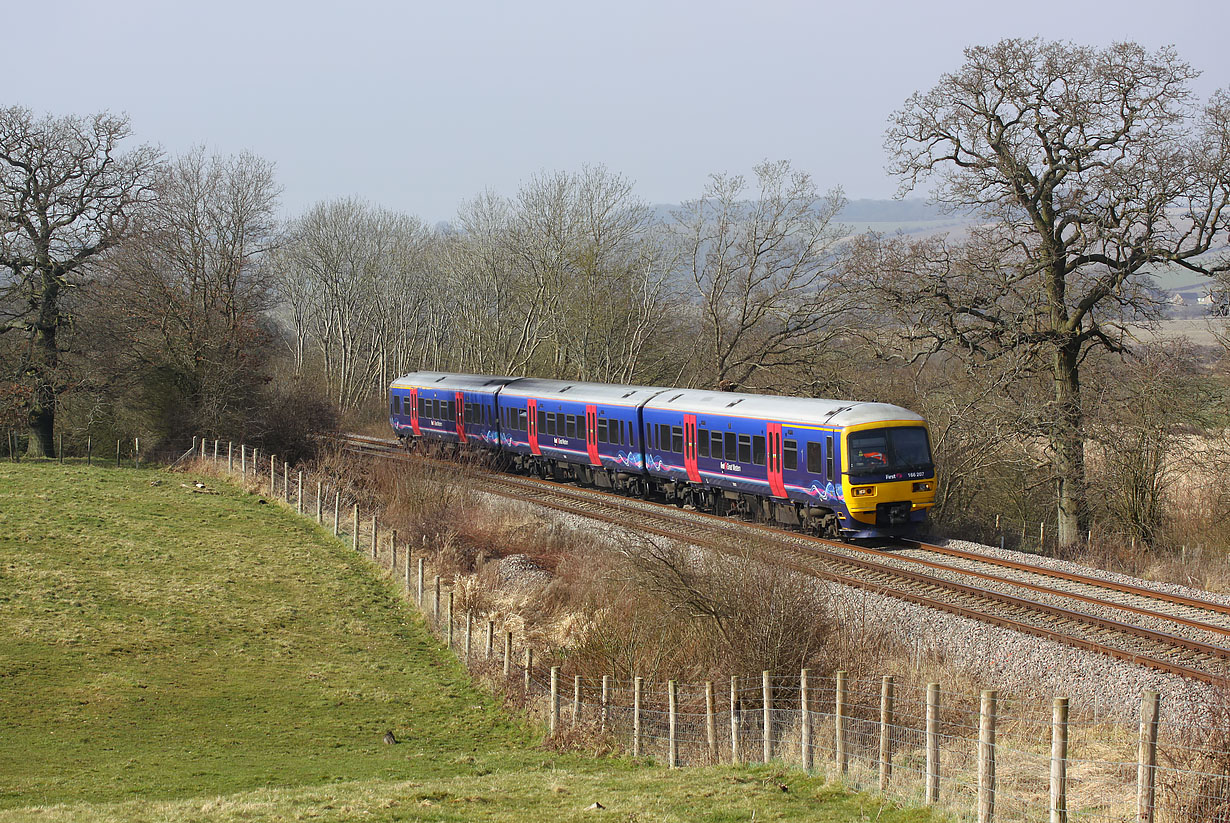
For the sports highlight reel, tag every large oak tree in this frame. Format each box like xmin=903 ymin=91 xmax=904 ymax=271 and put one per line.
xmin=0 ymin=108 xmax=158 ymax=456
xmin=877 ymin=39 xmax=1230 ymax=545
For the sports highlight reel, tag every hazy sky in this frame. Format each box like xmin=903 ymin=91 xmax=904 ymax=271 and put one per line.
xmin=23 ymin=0 xmax=1230 ymax=222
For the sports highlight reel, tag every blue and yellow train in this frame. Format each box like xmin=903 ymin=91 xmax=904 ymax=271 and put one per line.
xmin=388 ymin=371 xmax=936 ymax=539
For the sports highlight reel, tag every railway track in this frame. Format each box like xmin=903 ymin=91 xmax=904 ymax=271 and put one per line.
xmin=339 ymin=432 xmax=1230 ymax=685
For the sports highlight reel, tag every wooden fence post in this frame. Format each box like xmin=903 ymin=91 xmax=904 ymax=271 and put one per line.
xmin=836 ymin=670 xmax=848 ymax=774
xmin=523 ymin=648 xmax=532 ymax=694
xmin=269 ymin=454 xmax=274 ymax=497
xmin=228 ymin=442 xmax=233 ymax=472
xmin=705 ymin=681 xmax=717 ymax=763
xmin=464 ymin=612 xmax=471 ymax=663
xmin=762 ymin=670 xmax=772 ymax=764
xmin=446 ymin=590 xmax=454 ymax=649
xmin=573 ymin=675 xmax=582 ymax=727
xmin=550 ymin=667 xmax=560 ymax=734
xmin=1137 ymin=690 xmax=1161 ymax=823
xmin=504 ymin=631 xmax=512 ymax=679
xmin=86 ymin=436 xmax=91 ymax=465
xmin=214 ymin=439 xmax=218 ymax=461
xmin=315 ymin=481 xmax=322 ymax=523
xmin=485 ymin=620 xmax=494 ymax=659
xmin=333 ymin=492 xmax=340 ymax=536
xmin=433 ymin=576 xmax=441 ymax=621
xmin=1051 ymin=696 xmax=1069 ymax=823
xmin=297 ymin=471 xmax=303 ymax=514
xmin=117 ymin=438 xmax=121 ymax=467
xmin=58 ymin=432 xmax=63 ymax=464
xmin=200 ymin=438 xmax=206 ymax=459
xmin=633 ymin=676 xmax=643 ymax=757
xmin=880 ymin=675 xmax=895 ymax=792
xmin=351 ymin=504 xmax=359 ymax=551
xmin=240 ymin=443 xmax=245 ymax=476
xmin=730 ymin=676 xmax=741 ymax=765
xmin=370 ymin=514 xmax=378 ymax=560
xmin=926 ymin=682 xmax=941 ymax=804
xmin=391 ymin=529 xmax=398 ymax=574
xmin=601 ymin=675 xmax=610 ymax=732
xmin=800 ymin=668 xmax=812 ymax=771
xmin=978 ymin=689 xmax=998 ymax=823
xmin=134 ymin=437 xmax=139 ymax=468
xmin=283 ymin=461 xmax=289 ymax=501
xmin=418 ymin=559 xmax=425 ymax=607
xmin=668 ymin=679 xmax=679 ymax=768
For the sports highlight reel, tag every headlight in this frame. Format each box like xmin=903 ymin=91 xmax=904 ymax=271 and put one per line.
xmin=913 ymin=482 xmax=933 ymax=492
xmin=852 ymin=486 xmax=875 ymax=497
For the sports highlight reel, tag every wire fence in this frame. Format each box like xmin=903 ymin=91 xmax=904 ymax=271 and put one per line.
xmin=181 ymin=438 xmax=1230 ymax=823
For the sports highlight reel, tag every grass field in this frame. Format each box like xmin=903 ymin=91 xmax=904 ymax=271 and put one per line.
xmin=0 ymin=460 xmax=940 ymax=822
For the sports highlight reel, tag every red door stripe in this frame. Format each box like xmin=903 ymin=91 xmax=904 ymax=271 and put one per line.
xmin=455 ymin=391 xmax=467 ymax=443
xmin=585 ymin=405 xmax=601 ymax=466
xmin=683 ymin=414 xmax=700 ymax=482
xmin=767 ymin=422 xmax=786 ymax=498
xmin=528 ymin=398 xmax=540 ymax=455
xmin=409 ymin=388 xmax=420 ymax=436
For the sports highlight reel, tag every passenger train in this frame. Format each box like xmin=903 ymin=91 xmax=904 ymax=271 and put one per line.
xmin=388 ymin=371 xmax=936 ymax=540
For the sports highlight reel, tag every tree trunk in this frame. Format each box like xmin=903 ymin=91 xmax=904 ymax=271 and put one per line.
xmin=1052 ymin=340 xmax=1086 ymax=547
xmin=26 ymin=268 xmax=60 ymax=459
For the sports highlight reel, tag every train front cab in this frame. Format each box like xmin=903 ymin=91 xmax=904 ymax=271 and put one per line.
xmin=838 ymin=420 xmax=936 ymax=538
xmin=389 ymin=372 xmax=514 ymax=451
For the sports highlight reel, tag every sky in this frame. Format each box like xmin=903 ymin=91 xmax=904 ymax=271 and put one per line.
xmin=21 ymin=0 xmax=1230 ymax=222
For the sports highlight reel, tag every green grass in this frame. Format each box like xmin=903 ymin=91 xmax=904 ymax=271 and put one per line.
xmin=0 ymin=461 xmax=942 ymax=822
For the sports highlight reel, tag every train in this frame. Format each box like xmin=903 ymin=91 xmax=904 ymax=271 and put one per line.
xmin=388 ymin=371 xmax=936 ymax=540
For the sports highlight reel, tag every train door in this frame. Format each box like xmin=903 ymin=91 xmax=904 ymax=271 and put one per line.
xmin=409 ymin=388 xmax=420 ymax=436
xmin=527 ymin=398 xmax=540 ymax=455
xmin=683 ymin=414 xmax=701 ymax=482
xmin=766 ymin=422 xmax=786 ymax=498
xmin=454 ymin=391 xmax=467 ymax=443
xmin=585 ymin=405 xmax=600 ymax=466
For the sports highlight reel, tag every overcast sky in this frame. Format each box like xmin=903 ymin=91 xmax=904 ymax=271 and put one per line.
xmin=23 ymin=0 xmax=1230 ymax=222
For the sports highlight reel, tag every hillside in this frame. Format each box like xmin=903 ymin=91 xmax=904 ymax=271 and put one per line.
xmin=0 ymin=461 xmax=938 ymax=822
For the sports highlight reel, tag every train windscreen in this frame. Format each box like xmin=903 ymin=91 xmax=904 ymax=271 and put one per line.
xmin=847 ymin=427 xmax=932 ymax=474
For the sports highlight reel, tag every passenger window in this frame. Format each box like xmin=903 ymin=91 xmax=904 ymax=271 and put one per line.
xmin=698 ymin=429 xmax=709 ymax=458
xmin=518 ymin=409 xmax=528 ymax=431
xmin=808 ymin=442 xmax=824 ymax=475
xmin=752 ymin=434 xmax=765 ymax=465
xmin=616 ymin=420 xmax=624 ymax=445
xmin=672 ymin=426 xmax=683 ymax=453
xmin=567 ymin=415 xmax=577 ymax=439
xmin=826 ymin=435 xmax=835 ymax=479
xmin=711 ymin=431 xmax=723 ymax=458
xmin=738 ymin=434 xmax=751 ymax=464
xmin=597 ymin=418 xmax=607 ymax=443
xmin=784 ymin=439 xmax=798 ymax=471
xmin=724 ymin=433 xmax=736 ymax=462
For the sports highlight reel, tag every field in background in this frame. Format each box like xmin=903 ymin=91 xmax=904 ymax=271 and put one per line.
xmin=0 ymin=461 xmax=938 ymax=823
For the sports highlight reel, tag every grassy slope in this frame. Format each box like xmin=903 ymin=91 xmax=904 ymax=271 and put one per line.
xmin=0 ymin=461 xmax=940 ymax=822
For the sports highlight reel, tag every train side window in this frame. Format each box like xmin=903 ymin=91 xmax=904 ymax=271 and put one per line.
xmin=671 ymin=426 xmax=683 ymax=453
xmin=564 ymin=415 xmax=575 ymax=439
xmin=752 ymin=434 xmax=765 ymax=465
xmin=698 ymin=428 xmax=709 ymax=458
xmin=616 ymin=420 xmax=624 ymax=445
xmin=597 ymin=418 xmax=608 ymax=443
xmin=737 ymin=434 xmax=751 ymax=464
xmin=518 ymin=409 xmax=528 ymax=431
xmin=723 ymin=432 xmax=736 ymax=461
xmin=784 ymin=438 xmax=798 ymax=471
xmin=711 ymin=431 xmax=723 ymax=458
xmin=826 ymin=435 xmax=835 ymax=479
xmin=807 ymin=441 xmax=824 ymax=475
xmin=545 ymin=413 xmax=555 ymax=435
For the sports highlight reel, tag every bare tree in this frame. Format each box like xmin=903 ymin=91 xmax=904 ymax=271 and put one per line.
xmin=87 ymin=148 xmax=280 ymax=440
xmin=0 ymin=108 xmax=159 ymax=456
xmin=674 ymin=160 xmax=849 ymax=391
xmin=881 ymin=39 xmax=1230 ymax=545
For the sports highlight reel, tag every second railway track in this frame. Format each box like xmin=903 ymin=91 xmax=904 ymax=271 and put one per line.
xmin=340 ymin=433 xmax=1230 ymax=685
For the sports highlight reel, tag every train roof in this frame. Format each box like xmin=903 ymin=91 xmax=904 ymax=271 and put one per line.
xmin=390 ymin=371 xmax=519 ymax=392
xmin=642 ymin=389 xmax=924 ymax=429
xmin=497 ymin=377 xmax=670 ymax=406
